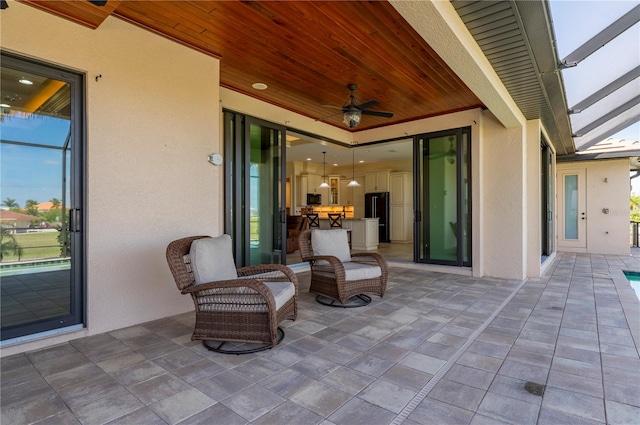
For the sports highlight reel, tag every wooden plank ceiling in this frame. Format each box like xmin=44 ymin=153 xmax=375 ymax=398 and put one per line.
xmin=21 ymin=0 xmax=485 ymax=131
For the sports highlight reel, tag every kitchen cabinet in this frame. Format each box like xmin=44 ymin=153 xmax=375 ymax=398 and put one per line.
xmin=296 ymin=175 xmax=308 ymax=206
xmin=365 ymin=170 xmax=390 ymax=193
xmin=390 ymin=171 xmax=412 ymax=243
xmin=339 ymin=177 xmax=364 ymax=206
xmin=308 ymin=174 xmax=322 ymax=193
xmin=328 ymin=175 xmax=340 ymax=205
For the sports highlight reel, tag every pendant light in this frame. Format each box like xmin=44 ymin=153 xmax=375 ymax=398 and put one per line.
xmin=347 ymin=149 xmax=361 ymax=187
xmin=319 ymin=151 xmax=330 ymax=188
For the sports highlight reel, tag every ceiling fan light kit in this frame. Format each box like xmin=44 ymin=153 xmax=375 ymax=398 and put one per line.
xmin=343 ymin=109 xmax=362 ymax=129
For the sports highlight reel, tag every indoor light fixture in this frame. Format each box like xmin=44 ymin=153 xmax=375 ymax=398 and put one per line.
xmin=343 ymin=109 xmax=362 ymax=129
xmin=347 ymin=149 xmax=361 ymax=187
xmin=319 ymin=151 xmax=330 ymax=188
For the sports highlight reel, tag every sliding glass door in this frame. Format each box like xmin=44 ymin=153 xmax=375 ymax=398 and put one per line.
xmin=1 ymin=53 xmax=85 ymax=341
xmin=224 ymin=112 xmax=287 ymax=267
xmin=414 ymin=127 xmax=471 ymax=266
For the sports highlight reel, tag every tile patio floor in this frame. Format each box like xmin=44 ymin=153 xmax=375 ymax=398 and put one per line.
xmin=2 ymin=251 xmax=639 ymax=424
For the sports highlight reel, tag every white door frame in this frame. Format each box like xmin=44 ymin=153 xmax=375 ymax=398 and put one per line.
xmin=558 ymin=168 xmax=587 ymax=251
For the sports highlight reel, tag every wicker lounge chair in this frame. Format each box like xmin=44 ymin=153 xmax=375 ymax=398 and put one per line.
xmin=166 ymin=235 xmax=298 ymax=354
xmin=298 ymin=229 xmax=388 ymax=307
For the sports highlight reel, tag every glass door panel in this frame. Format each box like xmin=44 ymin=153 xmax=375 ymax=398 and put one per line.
xmin=1 ymin=54 xmax=84 ymax=340
xmin=428 ymin=135 xmax=457 ymax=261
xmin=558 ymin=168 xmax=586 ymax=249
xmin=224 ymin=112 xmax=286 ymax=267
xmin=248 ymin=120 xmax=285 ymax=265
xmin=414 ymin=128 xmax=471 ymax=266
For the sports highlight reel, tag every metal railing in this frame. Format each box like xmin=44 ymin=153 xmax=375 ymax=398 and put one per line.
xmin=631 ymin=221 xmax=639 ymax=247
xmin=0 ymin=227 xmax=67 ymax=263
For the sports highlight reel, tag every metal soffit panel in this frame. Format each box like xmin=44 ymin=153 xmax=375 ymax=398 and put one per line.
xmin=452 ymin=0 xmax=574 ymax=155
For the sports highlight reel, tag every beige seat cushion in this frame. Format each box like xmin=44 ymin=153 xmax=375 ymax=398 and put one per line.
xmin=190 ymin=235 xmax=238 ymax=284
xmin=263 ymin=281 xmax=296 ymax=310
xmin=343 ymin=262 xmax=382 ymax=281
xmin=311 ymin=229 xmax=351 ymax=265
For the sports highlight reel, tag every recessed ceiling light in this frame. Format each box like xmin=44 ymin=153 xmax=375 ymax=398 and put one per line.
xmin=252 ymin=82 xmax=268 ymax=90
xmin=306 ymin=157 xmax=312 ymax=161
xmin=0 ymin=103 xmax=10 ymax=108
xmin=19 ymin=78 xmax=33 ymax=85
xmin=359 ymin=160 xmax=364 ymax=163
xmin=332 ymin=163 xmax=338 ymax=166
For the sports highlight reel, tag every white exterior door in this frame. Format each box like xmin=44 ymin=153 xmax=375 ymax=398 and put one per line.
xmin=558 ymin=168 xmax=587 ymax=250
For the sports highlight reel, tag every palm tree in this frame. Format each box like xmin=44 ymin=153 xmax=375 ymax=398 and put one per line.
xmin=50 ymin=198 xmax=61 ymax=209
xmin=1 ymin=197 xmax=19 ymax=209
xmin=0 ymin=227 xmax=22 ymax=261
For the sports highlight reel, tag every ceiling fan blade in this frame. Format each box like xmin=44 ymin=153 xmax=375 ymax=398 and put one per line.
xmin=361 ymin=110 xmax=394 ymax=118
xmin=322 ymin=104 xmax=347 ymax=111
xmin=315 ymin=111 xmax=344 ymax=121
xmin=356 ymin=99 xmax=380 ymax=110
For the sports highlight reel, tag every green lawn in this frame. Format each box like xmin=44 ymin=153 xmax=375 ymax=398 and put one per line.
xmin=2 ymin=231 xmax=62 ymax=261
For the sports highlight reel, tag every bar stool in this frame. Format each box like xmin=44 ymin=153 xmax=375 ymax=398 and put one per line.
xmin=327 ymin=213 xmax=343 ymax=228
xmin=306 ymin=213 xmax=320 ymax=228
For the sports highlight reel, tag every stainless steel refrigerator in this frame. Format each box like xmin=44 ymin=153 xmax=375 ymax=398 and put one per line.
xmin=365 ymin=192 xmax=390 ymax=243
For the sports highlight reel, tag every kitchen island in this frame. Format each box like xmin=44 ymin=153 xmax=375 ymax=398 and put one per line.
xmin=350 ymin=218 xmax=379 ymax=251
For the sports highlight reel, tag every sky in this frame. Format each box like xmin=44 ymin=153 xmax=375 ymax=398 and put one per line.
xmin=549 ymin=0 xmax=640 ymax=144
xmin=1 ymin=115 xmax=70 ymax=208
xmin=1 ymin=1 xmax=638 ymax=207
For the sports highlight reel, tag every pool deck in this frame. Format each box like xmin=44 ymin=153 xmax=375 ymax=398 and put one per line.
xmin=1 ymin=250 xmax=639 ymax=424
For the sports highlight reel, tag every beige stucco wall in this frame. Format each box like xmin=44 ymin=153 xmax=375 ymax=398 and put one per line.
xmin=1 ymin=2 xmax=221 ymax=355
xmin=557 ymin=159 xmax=631 ymax=255
xmin=481 ymin=112 xmax=526 ymax=279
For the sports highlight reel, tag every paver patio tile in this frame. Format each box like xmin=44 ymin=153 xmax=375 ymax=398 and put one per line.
xmin=456 ymin=351 xmax=504 ymax=373
xmin=193 ymin=370 xmax=252 ymax=401
xmin=604 ymin=380 xmax=640 ymax=407
xmin=444 ymin=363 xmax=495 ymax=391
xmin=605 ymin=400 xmax=640 ymax=425
xmin=487 ymin=374 xmax=543 ymax=405
xmin=358 ymin=379 xmax=416 ymax=413
xmin=541 ymin=387 xmax=605 ymax=423
xmin=105 ymin=407 xmax=167 ymax=425
xmin=149 ymin=387 xmax=215 ymax=424
xmin=547 ymin=369 xmax=603 ymax=398
xmin=0 ymin=393 xmax=68 ymax=425
xmin=399 ymin=351 xmax=446 ymax=374
xmin=537 ymin=406 xmax=605 ymax=425
xmin=221 ymin=385 xmax=286 ymax=421
xmin=498 ymin=359 xmax=549 ymax=383
xmin=407 ymin=397 xmax=474 ymax=425
xmin=261 ymin=368 xmax=316 ymax=398
xmin=429 ymin=379 xmax=486 ymax=412
xmin=380 ymin=364 xmax=433 ymax=391
xmin=291 ymin=381 xmax=351 ymax=417
xmin=477 ymin=391 xmax=540 ymax=425
xmin=72 ymin=387 xmax=144 ymax=425
xmin=174 ymin=403 xmax=246 ymax=425
xmin=172 ymin=358 xmax=226 ymax=385
xmin=328 ymin=397 xmax=397 ymax=425
xmin=251 ymin=400 xmax=324 ymax=425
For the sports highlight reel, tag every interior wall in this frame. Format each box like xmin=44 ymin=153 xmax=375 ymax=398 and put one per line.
xmin=1 ymin=2 xmax=221 ymax=355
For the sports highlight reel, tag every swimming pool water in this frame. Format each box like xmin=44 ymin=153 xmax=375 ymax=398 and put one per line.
xmin=623 ymin=271 xmax=640 ymax=301
xmin=0 ymin=259 xmax=71 ymax=276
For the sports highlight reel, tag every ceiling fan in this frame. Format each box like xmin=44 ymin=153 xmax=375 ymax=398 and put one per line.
xmin=323 ymin=84 xmax=394 ymax=129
